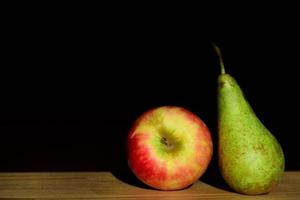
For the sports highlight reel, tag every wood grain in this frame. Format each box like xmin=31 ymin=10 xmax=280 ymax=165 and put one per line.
xmin=0 ymin=171 xmax=299 ymax=199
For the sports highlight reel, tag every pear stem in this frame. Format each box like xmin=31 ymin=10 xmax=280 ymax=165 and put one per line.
xmin=212 ymin=43 xmax=226 ymax=74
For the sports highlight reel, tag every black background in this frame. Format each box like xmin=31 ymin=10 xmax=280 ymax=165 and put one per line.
xmin=0 ymin=5 xmax=299 ymax=180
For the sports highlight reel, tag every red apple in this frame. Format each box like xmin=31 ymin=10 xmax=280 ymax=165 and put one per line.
xmin=127 ymin=106 xmax=213 ymax=190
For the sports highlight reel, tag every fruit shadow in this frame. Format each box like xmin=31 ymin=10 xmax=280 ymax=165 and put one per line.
xmin=111 ymin=162 xmax=193 ymax=191
xmin=199 ymin=107 xmax=234 ymax=193
xmin=109 ymin=122 xmax=154 ymax=190
xmin=200 ymin=154 xmax=234 ymax=193
xmin=111 ymin=159 xmax=233 ymax=192
xmin=110 ymin=161 xmax=154 ymax=190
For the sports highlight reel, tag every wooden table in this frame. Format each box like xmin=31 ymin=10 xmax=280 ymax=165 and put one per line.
xmin=0 ymin=171 xmax=299 ymax=199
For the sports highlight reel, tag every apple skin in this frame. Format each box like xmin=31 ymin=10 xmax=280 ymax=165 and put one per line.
xmin=127 ymin=106 xmax=213 ymax=190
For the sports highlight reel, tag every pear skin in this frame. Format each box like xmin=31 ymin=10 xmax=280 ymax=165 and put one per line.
xmin=215 ymin=45 xmax=285 ymax=195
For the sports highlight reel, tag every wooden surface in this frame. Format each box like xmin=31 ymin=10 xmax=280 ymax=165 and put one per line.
xmin=0 ymin=171 xmax=299 ymax=199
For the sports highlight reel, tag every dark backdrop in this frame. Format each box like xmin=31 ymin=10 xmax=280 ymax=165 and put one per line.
xmin=1 ymin=7 xmax=299 ymax=174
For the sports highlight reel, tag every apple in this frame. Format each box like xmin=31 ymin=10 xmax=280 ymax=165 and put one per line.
xmin=127 ymin=106 xmax=213 ymax=190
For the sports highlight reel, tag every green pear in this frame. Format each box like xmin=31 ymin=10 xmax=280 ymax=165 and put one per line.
xmin=214 ymin=45 xmax=285 ymax=195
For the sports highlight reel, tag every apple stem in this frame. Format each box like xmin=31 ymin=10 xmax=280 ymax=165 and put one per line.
xmin=212 ymin=43 xmax=226 ymax=74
